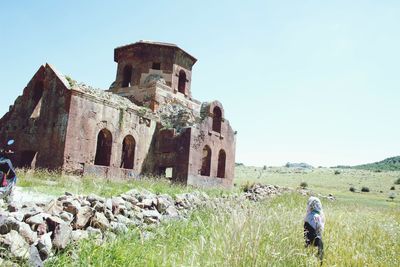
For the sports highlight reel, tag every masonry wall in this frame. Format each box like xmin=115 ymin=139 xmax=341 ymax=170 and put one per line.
xmin=151 ymin=128 xmax=192 ymax=183
xmin=186 ymin=115 xmax=236 ymax=188
xmin=63 ymin=91 xmax=157 ymax=177
xmin=111 ymin=43 xmax=195 ymax=99
xmin=0 ymin=65 xmax=71 ymax=169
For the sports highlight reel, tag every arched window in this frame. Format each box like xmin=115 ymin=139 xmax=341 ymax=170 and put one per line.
xmin=201 ymin=145 xmax=212 ymax=176
xmin=122 ymin=65 xmax=133 ymax=87
xmin=94 ymin=129 xmax=113 ymax=166
xmin=31 ymin=81 xmax=44 ymax=119
xmin=120 ymin=135 xmax=136 ymax=169
xmin=178 ymin=70 xmax=186 ymax=94
xmin=217 ymin=150 xmax=226 ymax=178
xmin=212 ymin=107 xmax=222 ymax=133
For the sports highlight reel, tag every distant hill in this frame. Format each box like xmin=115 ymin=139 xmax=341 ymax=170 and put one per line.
xmin=352 ymin=156 xmax=400 ymax=171
xmin=284 ymin=162 xmax=314 ymax=169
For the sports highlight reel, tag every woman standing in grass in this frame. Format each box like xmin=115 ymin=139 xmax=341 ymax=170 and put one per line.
xmin=304 ymin=196 xmax=325 ymax=261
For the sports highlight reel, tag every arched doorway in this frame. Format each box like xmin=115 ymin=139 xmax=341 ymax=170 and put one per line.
xmin=217 ymin=149 xmax=226 ymax=178
xmin=178 ymin=70 xmax=186 ymax=94
xmin=201 ymin=145 xmax=212 ymax=176
xmin=120 ymin=135 xmax=135 ymax=169
xmin=94 ymin=129 xmax=112 ymax=166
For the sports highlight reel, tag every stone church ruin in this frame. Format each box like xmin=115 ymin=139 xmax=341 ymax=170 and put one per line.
xmin=0 ymin=41 xmax=236 ymax=187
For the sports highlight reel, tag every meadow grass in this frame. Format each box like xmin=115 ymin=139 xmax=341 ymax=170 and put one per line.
xmin=46 ymin=193 xmax=399 ymax=267
xmin=235 ymin=166 xmax=400 ymax=206
xmin=16 ymin=169 xmax=228 ymax=198
xmin=14 ymin=167 xmax=400 ymax=266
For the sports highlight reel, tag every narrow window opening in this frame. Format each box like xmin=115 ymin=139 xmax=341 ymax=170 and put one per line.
xmin=212 ymin=107 xmax=222 ymax=133
xmin=152 ymin=62 xmax=161 ymax=70
xmin=31 ymin=81 xmax=44 ymax=119
xmin=217 ymin=150 xmax=226 ymax=178
xmin=120 ymin=135 xmax=135 ymax=169
xmin=201 ymin=146 xmax=212 ymax=176
xmin=122 ymin=65 xmax=133 ymax=87
xmin=157 ymin=166 xmax=173 ymax=179
xmin=178 ymin=70 xmax=186 ymax=94
xmin=94 ymin=129 xmax=112 ymax=166
xmin=165 ymin=167 xmax=173 ymax=178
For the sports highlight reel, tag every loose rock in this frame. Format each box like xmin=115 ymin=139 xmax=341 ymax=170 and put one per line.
xmin=0 ymin=215 xmax=20 ymax=234
xmin=75 ymin=206 xmax=94 ymax=229
xmin=91 ymin=212 xmax=110 ymax=231
xmin=2 ymin=230 xmax=30 ymax=259
xmin=53 ymin=223 xmax=72 ymax=250
xmin=37 ymin=232 xmax=52 ymax=261
xmin=18 ymin=222 xmax=38 ymax=245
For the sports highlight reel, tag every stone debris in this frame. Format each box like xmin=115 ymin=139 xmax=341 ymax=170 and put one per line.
xmin=0 ymin=183 xmax=294 ymax=265
xmin=75 ymin=83 xmax=139 ymax=110
xmin=2 ymin=230 xmax=30 ymax=259
xmin=52 ymin=224 xmax=72 ymax=250
xmin=71 ymin=229 xmax=89 ymax=242
xmin=17 ymin=222 xmax=37 ymax=245
xmin=37 ymin=232 xmax=52 ymax=260
xmin=75 ymin=206 xmax=94 ymax=229
xmin=0 ymin=215 xmax=20 ymax=234
xmin=242 ymin=183 xmax=290 ymax=201
xmin=157 ymin=100 xmax=199 ymax=133
xmin=28 ymin=245 xmax=44 ymax=267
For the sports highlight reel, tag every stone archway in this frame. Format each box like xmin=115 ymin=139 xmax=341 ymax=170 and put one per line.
xmin=120 ymin=135 xmax=135 ymax=169
xmin=94 ymin=129 xmax=113 ymax=166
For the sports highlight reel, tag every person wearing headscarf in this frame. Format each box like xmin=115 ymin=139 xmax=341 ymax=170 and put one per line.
xmin=304 ymin=196 xmax=325 ymax=261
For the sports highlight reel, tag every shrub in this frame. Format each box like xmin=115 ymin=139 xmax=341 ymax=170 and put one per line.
xmin=349 ymin=186 xmax=356 ymax=192
xmin=390 ymin=186 xmax=395 ymax=190
xmin=388 ymin=192 xmax=396 ymax=201
xmin=300 ymin=182 xmax=308 ymax=189
xmin=395 ymin=178 xmax=400 ymax=185
xmin=361 ymin=186 xmax=370 ymax=192
xmin=334 ymin=170 xmax=341 ymax=175
xmin=241 ymin=181 xmax=255 ymax=192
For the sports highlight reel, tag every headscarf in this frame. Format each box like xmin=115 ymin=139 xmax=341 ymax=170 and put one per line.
xmin=305 ymin=196 xmax=325 ymax=234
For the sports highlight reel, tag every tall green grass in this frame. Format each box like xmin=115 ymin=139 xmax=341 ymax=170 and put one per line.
xmin=14 ymin=167 xmax=400 ymax=266
xmin=16 ymin=169 xmax=228 ymax=198
xmin=47 ymin=193 xmax=400 ymax=266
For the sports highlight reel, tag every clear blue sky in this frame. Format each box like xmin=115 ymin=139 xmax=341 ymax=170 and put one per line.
xmin=1 ymin=1 xmax=399 ymax=167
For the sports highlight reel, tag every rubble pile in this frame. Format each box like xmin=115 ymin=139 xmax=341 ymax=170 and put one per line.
xmin=0 ymin=189 xmax=208 ymax=266
xmin=242 ymin=183 xmax=291 ymax=201
xmin=157 ymin=99 xmax=199 ymax=133
xmin=74 ymin=83 xmax=140 ymax=111
xmin=0 ymin=183 xmax=306 ymax=266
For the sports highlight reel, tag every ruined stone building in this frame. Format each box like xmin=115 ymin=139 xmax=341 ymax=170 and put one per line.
xmin=0 ymin=41 xmax=236 ymax=187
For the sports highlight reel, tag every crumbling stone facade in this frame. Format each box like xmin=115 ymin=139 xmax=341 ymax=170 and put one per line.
xmin=0 ymin=41 xmax=236 ymax=188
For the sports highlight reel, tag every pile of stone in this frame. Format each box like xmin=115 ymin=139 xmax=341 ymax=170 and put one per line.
xmin=157 ymin=100 xmax=199 ymax=133
xmin=242 ymin=183 xmax=291 ymax=201
xmin=71 ymin=80 xmax=142 ymax=113
xmin=0 ymin=189 xmax=208 ymax=266
xmin=297 ymin=188 xmax=336 ymax=201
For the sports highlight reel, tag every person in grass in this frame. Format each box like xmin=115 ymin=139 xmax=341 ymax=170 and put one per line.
xmin=304 ymin=196 xmax=325 ymax=261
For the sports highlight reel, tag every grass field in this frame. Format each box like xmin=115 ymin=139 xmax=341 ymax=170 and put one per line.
xmin=16 ymin=169 xmax=227 ymax=198
xmin=235 ymin=165 xmax=400 ymax=207
xmin=14 ymin=167 xmax=400 ymax=266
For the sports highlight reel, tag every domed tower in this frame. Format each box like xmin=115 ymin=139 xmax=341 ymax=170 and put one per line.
xmin=109 ymin=41 xmax=199 ymax=111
